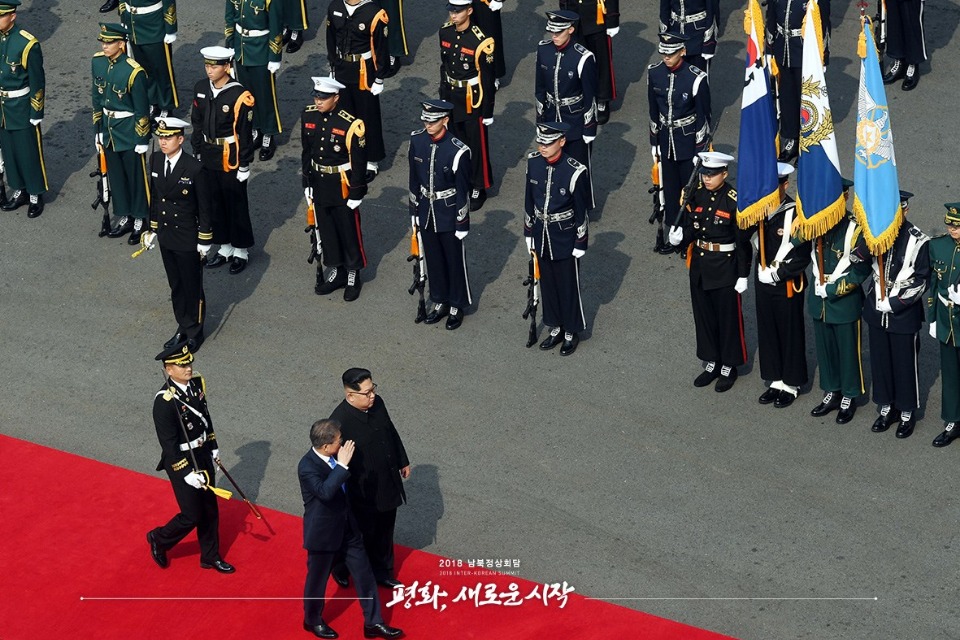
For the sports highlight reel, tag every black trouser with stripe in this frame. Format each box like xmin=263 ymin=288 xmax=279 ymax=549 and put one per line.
xmin=205 ymin=168 xmax=254 ymax=249
xmin=868 ymin=326 xmax=920 ymax=411
xmin=886 ymin=0 xmax=927 ymax=65
xmin=160 ymin=245 xmax=205 ymax=340
xmin=581 ymin=31 xmax=616 ymax=102
xmin=315 ymin=201 xmax=366 ymax=270
xmin=153 ymin=452 xmax=220 ymax=564
xmin=421 ymin=228 xmax=471 ymax=309
xmin=450 ymin=116 xmax=493 ymax=191
xmin=337 ymin=84 xmax=385 ymax=164
xmin=756 ymin=285 xmax=808 ymax=387
xmin=540 ymin=255 xmax=586 ymax=333
xmin=691 ymin=282 xmax=746 ymax=366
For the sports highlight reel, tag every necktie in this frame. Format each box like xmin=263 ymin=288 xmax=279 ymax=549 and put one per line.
xmin=165 ymin=159 xmax=172 ymax=177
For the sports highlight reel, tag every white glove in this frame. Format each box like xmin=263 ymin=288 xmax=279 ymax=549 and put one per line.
xmin=304 ymin=187 xmax=313 ymax=203
xmin=30 ymin=118 xmax=42 ymax=126
xmin=410 ymin=215 xmax=418 ymax=228
xmin=184 ymin=471 xmax=206 ymax=489
xmin=211 ymin=448 xmax=220 ymax=464
xmin=949 ymin=284 xmax=960 ymax=305
xmin=668 ymin=226 xmax=683 ymax=246
xmin=267 ymin=61 xmax=281 ymax=74
xmin=455 ymin=230 xmax=468 ymax=240
xmin=929 ymin=322 xmax=937 ymax=339
xmin=237 ymin=166 xmax=250 ymax=183
xmin=606 ymin=27 xmax=620 ymax=38
xmin=346 ymin=198 xmax=362 ymax=210
xmin=582 ymin=135 xmax=596 ymax=145
xmin=488 ymin=0 xmax=503 ymax=10
xmin=651 ymin=145 xmax=659 ymax=161
xmin=877 ymin=297 xmax=893 ymax=313
xmin=734 ymin=277 xmax=748 ymax=294
xmin=164 ymin=33 xmax=177 ymax=44
xmin=525 ymin=236 xmax=534 ymax=252
xmin=370 ymin=80 xmax=384 ymax=96
xmin=815 ymin=282 xmax=827 ymax=298
xmin=95 ymin=132 xmax=103 ymax=147
xmin=141 ymin=230 xmax=157 ymax=250
xmin=198 ymin=244 xmax=211 ymax=257
xmin=572 ymin=248 xmax=586 ymax=259
xmin=757 ymin=266 xmax=774 ymax=285
xmin=482 ymin=118 xmax=494 ymax=126
xmin=135 ymin=144 xmax=148 ymax=154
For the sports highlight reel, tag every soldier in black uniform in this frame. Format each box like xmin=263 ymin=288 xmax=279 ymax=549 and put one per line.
xmin=753 ymin=163 xmax=811 ymax=408
xmin=147 ymin=344 xmax=235 ymax=574
xmin=302 ymin=77 xmax=369 ymax=302
xmin=190 ymin=47 xmax=256 ymax=275
xmin=881 ymin=0 xmax=926 ymax=91
xmin=766 ymin=0 xmax=831 ymax=162
xmin=471 ymin=0 xmax=505 ymax=84
xmin=650 ymin=28 xmax=711 ymax=254
xmin=558 ymin=0 xmax=619 ymax=124
xmin=670 ymin=152 xmax=751 ymax=392
xmin=524 ymin=122 xmax=589 ymax=356
xmin=439 ymin=0 xmax=495 ymax=211
xmin=140 ymin=118 xmax=211 ymax=353
xmin=326 ymin=0 xmax=389 ymax=181
xmin=852 ymin=191 xmax=930 ymax=438
xmin=408 ymin=99 xmax=472 ymax=330
xmin=660 ymin=0 xmax=718 ymax=73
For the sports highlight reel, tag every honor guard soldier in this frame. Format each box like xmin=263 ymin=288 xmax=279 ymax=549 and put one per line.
xmin=325 ymin=0 xmax=389 ymax=181
xmin=651 ymin=28 xmax=711 ymax=254
xmin=281 ymin=0 xmax=308 ymax=54
xmin=0 ymin=1 xmax=47 ymax=217
xmin=147 ymin=344 xmax=235 ymax=574
xmin=378 ymin=0 xmax=409 ymax=75
xmin=225 ymin=0 xmax=283 ymax=161
xmin=524 ymin=122 xmax=589 ymax=356
xmin=439 ymin=0 xmax=495 ymax=212
xmin=926 ymin=203 xmax=960 ymax=447
xmin=408 ymin=99 xmax=472 ymax=330
xmin=670 ymin=152 xmax=751 ymax=392
xmin=852 ymin=191 xmax=930 ymax=439
xmin=471 ymin=0 xmax=505 ymax=85
xmin=117 ymin=0 xmax=179 ymax=118
xmin=808 ymin=179 xmax=870 ymax=424
xmin=753 ymin=163 xmax=811 ymax=408
xmin=191 ymin=47 xmax=256 ymax=275
xmin=140 ymin=117 xmax=211 ymax=353
xmin=302 ymin=77 xmax=368 ymax=302
xmin=92 ymin=22 xmax=152 ymax=245
xmin=881 ymin=0 xmax=926 ymax=91
xmin=660 ymin=0 xmax=718 ymax=73
xmin=536 ymin=10 xmax=597 ymax=206
xmin=558 ymin=0 xmax=619 ymax=124
xmin=766 ymin=0 xmax=830 ymax=162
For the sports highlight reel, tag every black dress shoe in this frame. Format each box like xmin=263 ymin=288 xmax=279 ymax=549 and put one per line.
xmin=316 ymin=268 xmax=347 ymax=294
xmin=424 ymin=303 xmax=449 ymax=325
xmin=200 ymin=559 xmax=236 ymax=573
xmin=147 ymin=530 xmax=168 ymax=569
xmin=895 ymin=415 xmax=916 ymax=439
xmin=164 ymin=331 xmax=185 ymax=349
xmin=559 ymin=333 xmax=579 ymax=356
xmin=445 ymin=307 xmax=462 ymax=330
xmin=363 ymin=623 xmax=403 ymax=639
xmin=2 ymin=189 xmax=28 ymax=211
xmin=774 ymin=390 xmax=796 ymax=408
xmin=286 ymin=32 xmax=303 ymax=53
xmin=836 ymin=399 xmax=857 ymax=424
xmin=715 ymin=368 xmax=738 ymax=393
xmin=469 ymin=188 xmax=486 ymax=212
xmin=304 ymin=621 xmax=338 ymax=639
xmin=128 ymin=221 xmax=146 ymax=245
xmin=871 ymin=413 xmax=896 ymax=433
xmin=229 ymin=257 xmax=248 ymax=274
xmin=596 ymin=100 xmax=610 ymax=125
xmin=259 ymin=137 xmax=276 ymax=161
xmin=205 ymin=253 xmax=228 ymax=269
xmin=343 ymin=271 xmax=362 ymax=301
xmin=810 ymin=392 xmax=841 ymax=417
xmin=933 ymin=423 xmax=958 ymax=448
xmin=758 ymin=387 xmax=780 ymax=405
xmin=99 ymin=0 xmax=119 ymax=12
xmin=331 ymin=570 xmax=350 ymax=588
xmin=27 ymin=195 xmax=44 ymax=218
xmin=377 ymin=578 xmax=403 ymax=589
xmin=539 ymin=330 xmax=563 ymax=351
xmin=882 ymin=59 xmax=904 ymax=84
xmin=693 ymin=368 xmax=720 ymax=387
xmin=106 ymin=216 xmax=133 ymax=238
xmin=186 ymin=333 xmax=205 ymax=352
xmin=901 ymin=65 xmax=919 ymax=91
xmin=778 ymin=138 xmax=798 ymax=163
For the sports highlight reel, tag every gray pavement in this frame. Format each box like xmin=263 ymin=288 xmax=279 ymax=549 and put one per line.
xmin=2 ymin=1 xmax=959 ymax=639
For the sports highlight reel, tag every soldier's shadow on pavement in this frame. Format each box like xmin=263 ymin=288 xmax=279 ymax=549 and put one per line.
xmin=489 ymin=100 xmax=536 ymax=198
xmin=591 ymin=120 xmax=637 ymax=219
xmin=579 ymin=231 xmax=630 ymax=341
xmin=609 ymin=20 xmax=652 ymax=110
xmin=26 ymin=1 xmax=60 ymax=41
xmin=43 ymin=110 xmax=94 ymax=206
xmin=217 ymin=440 xmax=276 ymax=554
xmin=497 ymin=1 xmax=545 ymax=89
xmin=395 ymin=463 xmax=443 ymax=551
xmin=363 ymin=185 xmax=409 ymax=283
xmin=467 ymin=208 xmax=515 ymax=311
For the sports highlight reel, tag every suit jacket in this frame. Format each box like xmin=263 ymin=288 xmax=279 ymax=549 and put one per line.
xmin=149 ymin=151 xmax=213 ymax=250
xmin=299 ymin=449 xmax=354 ymax=552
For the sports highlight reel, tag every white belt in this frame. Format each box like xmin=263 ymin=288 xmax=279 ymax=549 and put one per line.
xmin=0 ymin=87 xmax=29 ymax=98
xmin=672 ymin=10 xmax=706 ymax=23
xmin=236 ymin=24 xmax=270 ymax=38
xmin=104 ymin=108 xmax=134 ymax=118
xmin=127 ymin=1 xmax=163 ymax=14
xmin=777 ymin=25 xmax=803 ymax=37
xmin=546 ymin=94 xmax=582 ymax=107
xmin=311 ymin=160 xmax=351 ymax=174
xmin=939 ymin=293 xmax=956 ymax=308
xmin=445 ymin=74 xmax=480 ymax=88
xmin=697 ymin=239 xmax=736 ymax=252
xmin=204 ymin=134 xmax=236 ymax=144
xmin=420 ymin=186 xmax=456 ymax=201
xmin=179 ymin=432 xmax=207 ymax=451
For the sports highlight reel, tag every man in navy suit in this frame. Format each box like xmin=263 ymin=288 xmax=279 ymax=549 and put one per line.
xmin=299 ymin=419 xmax=403 ymax=639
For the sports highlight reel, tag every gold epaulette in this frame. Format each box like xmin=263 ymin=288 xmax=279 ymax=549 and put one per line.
xmin=193 ymin=373 xmax=207 ymax=397
xmin=471 ymin=25 xmax=486 ymax=40
xmin=19 ymin=29 xmax=36 ymax=42
xmin=728 ymin=188 xmax=738 ymax=199
xmin=338 ymin=110 xmax=357 ymax=122
xmin=126 ymin=58 xmax=142 ymax=69
xmin=305 ymin=104 xmax=319 ymax=112
xmin=171 ymin=458 xmax=189 ymax=471
xmin=441 ymin=20 xmax=453 ymax=28
xmin=93 ymin=51 xmax=106 ymax=58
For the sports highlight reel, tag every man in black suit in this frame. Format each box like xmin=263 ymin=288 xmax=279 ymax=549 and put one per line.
xmin=330 ymin=368 xmax=410 ymax=589
xmin=299 ymin=419 xmax=403 ymax=639
xmin=141 ymin=117 xmax=212 ymax=353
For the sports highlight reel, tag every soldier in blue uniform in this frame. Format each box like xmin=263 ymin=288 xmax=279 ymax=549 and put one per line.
xmin=852 ymin=191 xmax=930 ymax=439
xmin=670 ymin=152 xmax=751 ymax=392
xmin=926 ymin=203 xmax=960 ymax=447
xmin=524 ymin=122 xmax=589 ymax=356
xmin=650 ymin=28 xmax=711 ymax=254
xmin=302 ymin=77 xmax=369 ymax=303
xmin=660 ymin=0 xmax=718 ymax=73
xmin=408 ymin=99 xmax=472 ymax=330
xmin=766 ymin=0 xmax=831 ymax=162
xmin=558 ymin=0 xmax=619 ymax=124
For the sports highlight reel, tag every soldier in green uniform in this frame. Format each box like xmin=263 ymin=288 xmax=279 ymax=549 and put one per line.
xmin=0 ymin=1 xmax=47 ymax=218
xmin=808 ymin=179 xmax=871 ymax=424
xmin=225 ymin=0 xmax=284 ymax=161
xmin=927 ymin=203 xmax=960 ymax=447
xmin=281 ymin=0 xmax=308 ymax=54
xmin=379 ymin=0 xmax=409 ymax=75
xmin=117 ymin=0 xmax=179 ymax=117
xmin=92 ymin=23 xmax=152 ymax=244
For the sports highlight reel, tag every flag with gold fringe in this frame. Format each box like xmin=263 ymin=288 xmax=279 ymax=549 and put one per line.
xmin=792 ymin=0 xmax=844 ymax=240
xmin=853 ymin=15 xmax=901 ymax=255
xmin=735 ymin=0 xmax=780 ymax=230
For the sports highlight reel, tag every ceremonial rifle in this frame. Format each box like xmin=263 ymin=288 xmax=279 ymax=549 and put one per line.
xmin=406 ymin=222 xmax=427 ymax=323
xmin=304 ymin=195 xmax=323 ymax=265
xmin=649 ymin=155 xmax=667 ymax=252
xmin=521 ymin=251 xmax=541 ymax=347
xmin=92 ymin=144 xmax=111 ymax=237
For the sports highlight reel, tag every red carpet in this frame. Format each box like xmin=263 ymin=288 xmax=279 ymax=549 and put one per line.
xmin=0 ymin=435 xmax=734 ymax=640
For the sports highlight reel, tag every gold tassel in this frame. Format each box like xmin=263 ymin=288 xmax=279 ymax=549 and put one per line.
xmin=737 ymin=189 xmax=781 ymax=230
xmin=857 ymin=24 xmax=867 ymax=59
xmin=793 ymin=191 xmax=845 ymax=240
xmin=853 ymin=197 xmax=902 ymax=256
xmin=743 ymin=7 xmax=751 ymax=36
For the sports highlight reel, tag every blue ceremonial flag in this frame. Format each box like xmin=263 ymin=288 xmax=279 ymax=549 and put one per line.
xmin=736 ymin=0 xmax=780 ymax=230
xmin=853 ymin=17 xmax=902 ymax=255
xmin=793 ymin=0 xmax=844 ymax=240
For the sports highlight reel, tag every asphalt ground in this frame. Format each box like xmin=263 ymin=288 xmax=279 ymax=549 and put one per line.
xmin=2 ymin=1 xmax=959 ymax=638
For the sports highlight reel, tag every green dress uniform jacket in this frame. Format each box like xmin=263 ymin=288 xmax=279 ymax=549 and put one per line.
xmin=225 ymin=0 xmax=284 ymax=66
xmin=120 ymin=0 xmax=177 ymax=44
xmin=0 ymin=24 xmax=43 ymax=129
xmin=808 ymin=215 xmax=870 ymax=324
xmin=927 ymin=234 xmax=960 ymax=422
xmin=91 ymin=51 xmax=151 ymax=151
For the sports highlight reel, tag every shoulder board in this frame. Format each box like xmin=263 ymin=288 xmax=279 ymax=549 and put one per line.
xmin=574 ymin=43 xmax=589 ymax=55
xmin=451 ymin=137 xmax=467 ymax=150
xmin=127 ymin=58 xmax=142 ymax=69
xmin=527 ymin=151 xmax=542 ymax=159
xmin=411 ymin=127 xmax=425 ymax=136
xmin=907 ymin=226 xmax=928 ymax=240
xmin=338 ymin=110 xmax=356 ymax=122
xmin=93 ymin=52 xmax=106 ymax=58
xmin=690 ymin=65 xmax=707 ymax=77
xmin=538 ymin=39 xmax=551 ymax=46
xmin=19 ymin=29 xmax=37 ymax=42
xmin=728 ymin=188 xmax=737 ymax=198
xmin=566 ymin=156 xmax=585 ymax=170
xmin=305 ymin=104 xmax=319 ymax=112
xmin=471 ymin=25 xmax=486 ymax=39
xmin=648 ymin=60 xmax=663 ymax=70
xmin=441 ymin=20 xmax=453 ymax=28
